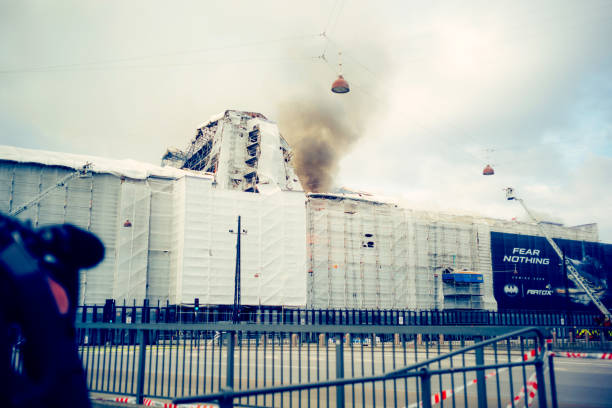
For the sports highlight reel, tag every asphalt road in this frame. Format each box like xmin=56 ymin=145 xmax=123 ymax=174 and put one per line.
xmin=81 ymin=338 xmax=612 ymax=408
xmin=81 ymin=342 xmax=535 ymax=407
xmin=551 ymin=358 xmax=612 ymax=408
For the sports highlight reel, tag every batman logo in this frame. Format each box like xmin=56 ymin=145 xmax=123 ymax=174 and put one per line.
xmin=504 ymin=284 xmax=519 ymax=297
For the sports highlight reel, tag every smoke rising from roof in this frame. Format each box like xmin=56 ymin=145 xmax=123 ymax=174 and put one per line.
xmin=278 ymin=99 xmax=363 ymax=192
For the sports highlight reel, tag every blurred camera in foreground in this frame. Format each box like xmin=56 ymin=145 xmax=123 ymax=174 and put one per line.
xmin=0 ymin=212 xmax=104 ymax=408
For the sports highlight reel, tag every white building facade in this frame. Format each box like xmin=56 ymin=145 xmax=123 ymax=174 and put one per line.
xmin=0 ymin=111 xmax=600 ymax=310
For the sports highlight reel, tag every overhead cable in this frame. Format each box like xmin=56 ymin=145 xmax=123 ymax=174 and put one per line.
xmin=0 ymin=33 xmax=319 ymax=74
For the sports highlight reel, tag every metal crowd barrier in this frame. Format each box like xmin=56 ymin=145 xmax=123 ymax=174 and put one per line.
xmin=68 ymin=321 xmax=564 ymax=407
xmin=175 ymin=327 xmax=549 ymax=408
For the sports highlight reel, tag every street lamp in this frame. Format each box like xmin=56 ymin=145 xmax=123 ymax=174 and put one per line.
xmin=229 ymin=216 xmax=247 ymax=323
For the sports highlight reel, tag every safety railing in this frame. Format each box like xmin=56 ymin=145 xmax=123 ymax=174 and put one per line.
xmin=77 ymin=300 xmax=604 ymax=328
xmin=69 ymin=321 xmax=560 ymax=407
xmin=174 ymin=327 xmax=550 ymax=408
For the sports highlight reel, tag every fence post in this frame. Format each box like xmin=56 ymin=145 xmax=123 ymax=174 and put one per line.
xmin=335 ymin=334 xmax=345 ymax=408
xmin=548 ymin=353 xmax=558 ymax=408
xmin=218 ymin=392 xmax=234 ymax=408
xmin=475 ymin=343 xmax=487 ymax=408
xmin=420 ymin=367 xmax=432 ymax=408
xmin=142 ymin=299 xmax=149 ymax=323
xmin=135 ymin=329 xmax=148 ymax=404
xmin=535 ymin=358 xmax=548 ymax=407
xmin=226 ymin=331 xmax=235 ymax=390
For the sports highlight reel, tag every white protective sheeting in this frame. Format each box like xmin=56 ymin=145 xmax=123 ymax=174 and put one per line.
xmin=84 ymin=174 xmax=121 ymax=304
xmin=0 ymin=145 xmax=189 ymax=180
xmin=167 ymin=176 xmax=186 ymax=305
xmin=249 ymin=118 xmax=302 ymax=191
xmin=171 ymin=175 xmax=307 ymax=306
xmin=0 ymin=146 xmax=601 ymax=309
xmin=306 ymin=193 xmax=600 ymax=311
xmin=145 ymin=178 xmax=175 ymax=304
xmin=476 ymin=223 xmax=496 ymax=310
xmin=308 ymin=196 xmax=407 ymax=309
xmin=113 ymin=179 xmax=151 ymax=302
xmin=212 ymin=116 xmax=234 ymax=191
xmin=0 ymin=161 xmax=122 ymax=304
xmin=307 ymin=196 xmax=487 ymax=310
xmin=198 ymin=111 xmax=225 ymax=129
xmin=251 ymin=119 xmax=285 ymax=189
xmin=190 ymin=112 xmax=302 ymax=193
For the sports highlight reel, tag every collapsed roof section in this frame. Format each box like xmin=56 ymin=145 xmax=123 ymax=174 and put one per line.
xmin=162 ymin=110 xmax=302 ymax=194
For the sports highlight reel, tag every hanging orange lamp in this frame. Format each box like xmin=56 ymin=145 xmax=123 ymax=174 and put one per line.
xmin=331 ymin=75 xmax=350 ymax=93
xmin=331 ymin=52 xmax=350 ymax=94
xmin=482 ymin=164 xmax=495 ymax=176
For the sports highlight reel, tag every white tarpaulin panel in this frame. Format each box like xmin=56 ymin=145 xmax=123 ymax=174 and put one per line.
xmin=113 ymin=179 xmax=151 ymax=302
xmin=145 ymin=178 xmax=175 ymax=304
xmin=307 ymin=197 xmax=481 ymax=310
xmin=85 ymin=174 xmax=121 ymax=304
xmin=308 ymin=197 xmax=402 ymax=309
xmin=167 ymin=177 xmax=186 ymax=304
xmin=258 ymin=190 xmax=307 ymax=305
xmin=173 ymin=175 xmax=307 ymax=306
xmin=0 ymin=161 xmax=122 ymax=304
xmin=250 ymin=119 xmax=288 ymax=190
xmin=476 ymin=223 xmax=497 ymax=310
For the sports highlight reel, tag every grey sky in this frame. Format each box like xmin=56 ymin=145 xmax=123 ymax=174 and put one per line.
xmin=1 ymin=1 xmax=611 ymax=241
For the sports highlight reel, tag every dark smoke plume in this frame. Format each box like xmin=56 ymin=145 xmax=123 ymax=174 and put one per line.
xmin=278 ymin=100 xmax=363 ymax=192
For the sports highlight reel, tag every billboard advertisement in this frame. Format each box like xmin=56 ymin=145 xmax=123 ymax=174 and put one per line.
xmin=491 ymin=232 xmax=612 ymax=312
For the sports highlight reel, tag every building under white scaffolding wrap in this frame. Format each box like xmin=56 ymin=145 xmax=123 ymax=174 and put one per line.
xmin=305 ymin=193 xmax=597 ymax=311
xmin=0 ymin=146 xmax=307 ymax=307
xmin=0 ymin=110 xmax=601 ymax=310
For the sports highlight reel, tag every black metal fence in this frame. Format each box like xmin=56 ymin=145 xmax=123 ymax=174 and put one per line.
xmin=174 ymin=327 xmax=551 ymax=408
xmin=12 ymin=316 xmax=610 ymax=407
xmin=78 ymin=301 xmax=603 ymax=328
xmin=67 ymin=322 xmax=565 ymax=407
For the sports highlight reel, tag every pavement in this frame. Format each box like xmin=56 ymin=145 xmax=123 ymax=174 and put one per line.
xmin=84 ymin=345 xmax=612 ymax=407
xmin=550 ymin=358 xmax=612 ymax=408
xmin=84 ymin=344 xmax=535 ymax=407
